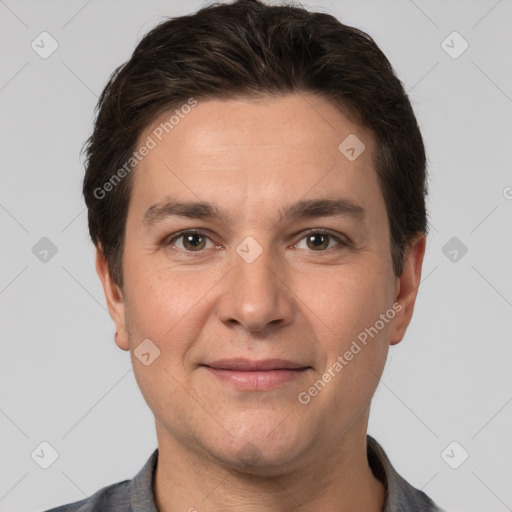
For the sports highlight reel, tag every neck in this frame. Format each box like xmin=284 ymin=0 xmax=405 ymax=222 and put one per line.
xmin=153 ymin=416 xmax=385 ymax=512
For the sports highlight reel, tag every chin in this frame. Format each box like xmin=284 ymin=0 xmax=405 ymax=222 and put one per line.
xmin=210 ymin=430 xmax=310 ymax=477
xmin=222 ymin=449 xmax=302 ymax=478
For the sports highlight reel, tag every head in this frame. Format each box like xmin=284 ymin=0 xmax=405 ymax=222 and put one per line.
xmin=86 ymin=0 xmax=427 ymax=475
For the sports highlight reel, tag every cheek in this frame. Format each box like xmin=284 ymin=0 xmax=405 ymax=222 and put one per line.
xmin=122 ymin=263 xmax=210 ymax=427
xmin=122 ymin=251 xmax=215 ymax=343
xmin=303 ymin=261 xmax=394 ymax=404
xmin=306 ymin=263 xmax=393 ymax=344
xmin=297 ymin=266 xmax=392 ymax=422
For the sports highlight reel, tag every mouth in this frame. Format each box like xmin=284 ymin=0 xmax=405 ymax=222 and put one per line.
xmin=200 ymin=359 xmax=312 ymax=390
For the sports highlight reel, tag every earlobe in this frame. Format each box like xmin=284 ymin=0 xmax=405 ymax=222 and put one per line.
xmin=95 ymin=247 xmax=130 ymax=351
xmin=389 ymin=233 xmax=426 ymax=346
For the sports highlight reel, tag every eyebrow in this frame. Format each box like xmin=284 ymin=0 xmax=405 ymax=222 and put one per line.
xmin=142 ymin=196 xmax=366 ymax=228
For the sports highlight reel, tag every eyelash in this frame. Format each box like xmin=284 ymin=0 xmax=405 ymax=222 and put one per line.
xmin=163 ymin=229 xmax=349 ymax=256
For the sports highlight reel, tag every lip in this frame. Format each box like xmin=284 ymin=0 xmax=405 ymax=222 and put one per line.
xmin=204 ymin=358 xmax=310 ymax=371
xmin=200 ymin=359 xmax=312 ymax=391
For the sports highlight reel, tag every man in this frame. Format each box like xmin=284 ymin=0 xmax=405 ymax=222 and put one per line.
xmin=47 ymin=0 xmax=446 ymax=510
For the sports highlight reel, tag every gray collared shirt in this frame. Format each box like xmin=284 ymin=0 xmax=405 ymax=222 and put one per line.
xmin=44 ymin=436 xmax=445 ymax=512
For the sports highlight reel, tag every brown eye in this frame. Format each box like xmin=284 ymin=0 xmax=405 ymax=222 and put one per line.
xmin=306 ymin=233 xmax=330 ymax=250
xmin=167 ymin=230 xmax=214 ymax=252
xmin=294 ymin=230 xmax=347 ymax=252
xmin=182 ymin=233 xmax=206 ymax=251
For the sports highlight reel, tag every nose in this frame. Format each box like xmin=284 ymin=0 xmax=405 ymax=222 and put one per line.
xmin=215 ymin=243 xmax=295 ymax=333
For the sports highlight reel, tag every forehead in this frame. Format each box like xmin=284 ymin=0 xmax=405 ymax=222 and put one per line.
xmin=130 ymin=93 xmax=381 ymax=222
xmin=144 ymin=93 xmax=373 ymax=163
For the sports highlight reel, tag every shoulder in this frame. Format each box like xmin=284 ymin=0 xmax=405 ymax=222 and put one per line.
xmin=366 ymin=435 xmax=447 ymax=512
xmin=42 ymin=449 xmax=159 ymax=512
xmin=42 ymin=478 xmax=131 ymax=512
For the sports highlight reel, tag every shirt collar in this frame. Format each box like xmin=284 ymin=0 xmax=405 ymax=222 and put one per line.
xmin=367 ymin=435 xmax=442 ymax=511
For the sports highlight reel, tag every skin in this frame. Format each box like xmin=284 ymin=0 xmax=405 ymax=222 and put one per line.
xmin=96 ymin=93 xmax=426 ymax=512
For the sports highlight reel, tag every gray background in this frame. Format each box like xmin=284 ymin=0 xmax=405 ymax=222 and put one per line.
xmin=1 ymin=0 xmax=511 ymax=511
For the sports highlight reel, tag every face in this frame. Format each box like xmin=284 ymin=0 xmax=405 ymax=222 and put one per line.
xmin=97 ymin=93 xmax=425 ymax=475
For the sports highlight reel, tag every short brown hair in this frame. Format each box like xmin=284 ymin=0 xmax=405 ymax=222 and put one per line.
xmin=83 ymin=0 xmax=427 ymax=288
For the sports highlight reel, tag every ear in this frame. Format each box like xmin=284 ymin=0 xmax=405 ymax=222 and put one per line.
xmin=389 ymin=233 xmax=426 ymax=346
xmin=95 ymin=246 xmax=129 ymax=351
